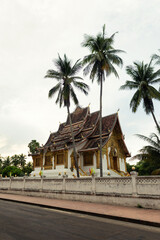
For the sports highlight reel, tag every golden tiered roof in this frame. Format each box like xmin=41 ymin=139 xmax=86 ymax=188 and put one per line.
xmin=37 ymin=106 xmax=130 ymax=157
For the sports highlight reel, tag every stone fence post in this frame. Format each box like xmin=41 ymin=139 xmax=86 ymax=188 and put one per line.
xmin=130 ymin=171 xmax=138 ymax=196
xmin=40 ymin=176 xmax=44 ymax=191
xmin=62 ymin=176 xmax=66 ymax=193
xmin=9 ymin=177 xmax=12 ymax=190
xmin=92 ymin=175 xmax=96 ymax=194
xmin=23 ymin=176 xmax=26 ymax=191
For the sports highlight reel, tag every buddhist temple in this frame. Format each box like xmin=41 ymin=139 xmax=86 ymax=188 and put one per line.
xmin=31 ymin=106 xmax=130 ymax=177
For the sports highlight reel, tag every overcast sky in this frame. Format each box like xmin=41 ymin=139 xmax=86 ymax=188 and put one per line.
xmin=0 ymin=0 xmax=160 ymax=163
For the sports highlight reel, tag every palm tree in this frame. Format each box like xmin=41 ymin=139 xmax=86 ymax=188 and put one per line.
xmin=82 ymin=25 xmax=124 ymax=177
xmin=45 ymin=54 xmax=89 ymax=178
xmin=2 ymin=156 xmax=11 ymax=169
xmin=152 ymin=49 xmax=160 ymax=66
xmin=18 ymin=154 xmax=26 ymax=168
xmin=120 ymin=60 xmax=160 ymax=129
xmin=11 ymin=154 xmax=20 ymax=167
xmin=131 ymin=128 xmax=160 ymax=170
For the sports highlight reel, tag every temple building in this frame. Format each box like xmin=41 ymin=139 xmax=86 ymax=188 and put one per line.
xmin=31 ymin=106 xmax=130 ymax=177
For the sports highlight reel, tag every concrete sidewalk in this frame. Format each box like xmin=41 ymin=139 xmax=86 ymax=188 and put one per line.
xmin=0 ymin=193 xmax=160 ymax=228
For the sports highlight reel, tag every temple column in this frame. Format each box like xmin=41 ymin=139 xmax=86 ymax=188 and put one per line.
xmin=106 ymin=148 xmax=109 ymax=170
xmin=52 ymin=155 xmax=54 ymax=169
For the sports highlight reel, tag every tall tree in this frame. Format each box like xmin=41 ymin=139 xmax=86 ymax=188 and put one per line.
xmin=45 ymin=54 xmax=89 ymax=178
xmin=18 ymin=154 xmax=26 ymax=169
xmin=11 ymin=154 xmax=20 ymax=167
xmin=2 ymin=156 xmax=11 ymax=169
xmin=82 ymin=25 xmax=124 ymax=177
xmin=28 ymin=140 xmax=40 ymax=154
xmin=120 ymin=60 xmax=160 ymax=129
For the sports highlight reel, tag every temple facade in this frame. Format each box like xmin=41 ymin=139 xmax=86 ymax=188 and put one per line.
xmin=31 ymin=106 xmax=130 ymax=177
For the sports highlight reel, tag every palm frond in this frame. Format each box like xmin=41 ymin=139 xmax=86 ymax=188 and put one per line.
xmin=48 ymin=83 xmax=61 ymax=98
xmin=72 ymin=80 xmax=89 ymax=95
xmin=46 ymin=54 xmax=88 ymax=108
xmin=130 ymin=90 xmax=142 ymax=112
xmin=136 ymin=134 xmax=160 ymax=149
xmin=70 ymin=87 xmax=79 ymax=105
xmin=120 ymin=81 xmax=139 ymax=90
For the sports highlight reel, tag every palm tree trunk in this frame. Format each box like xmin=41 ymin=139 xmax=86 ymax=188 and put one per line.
xmin=151 ymin=110 xmax=160 ymax=130
xmin=67 ymin=105 xmax=80 ymax=178
xmin=99 ymin=76 xmax=103 ymax=177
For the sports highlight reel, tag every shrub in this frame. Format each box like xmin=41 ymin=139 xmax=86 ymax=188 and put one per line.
xmin=151 ymin=169 xmax=160 ymax=175
xmin=2 ymin=166 xmax=23 ymax=177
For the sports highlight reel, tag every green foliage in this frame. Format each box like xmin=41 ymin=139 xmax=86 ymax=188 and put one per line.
xmin=11 ymin=154 xmax=20 ymax=167
xmin=22 ymin=162 xmax=33 ymax=176
xmin=45 ymin=54 xmax=89 ymax=108
xmin=152 ymin=49 xmax=160 ymax=66
xmin=82 ymin=24 xmax=124 ymax=83
xmin=2 ymin=166 xmax=23 ymax=177
xmin=127 ymin=161 xmax=154 ymax=176
xmin=28 ymin=140 xmax=40 ymax=154
xmin=82 ymin=25 xmax=124 ymax=177
xmin=136 ymin=161 xmax=156 ymax=176
xmin=151 ymin=168 xmax=160 ymax=175
xmin=120 ymin=59 xmax=160 ymax=128
xmin=128 ymin=129 xmax=160 ymax=176
xmin=126 ymin=162 xmax=133 ymax=173
xmin=132 ymin=128 xmax=160 ymax=167
xmin=45 ymin=54 xmax=89 ymax=178
xmin=0 ymin=154 xmax=33 ymax=176
xmin=18 ymin=154 xmax=26 ymax=168
xmin=2 ymin=156 xmax=11 ymax=169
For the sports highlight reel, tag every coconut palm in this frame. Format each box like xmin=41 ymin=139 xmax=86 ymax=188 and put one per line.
xmin=45 ymin=54 xmax=89 ymax=178
xmin=2 ymin=156 xmax=11 ymax=169
xmin=82 ymin=25 xmax=124 ymax=177
xmin=18 ymin=154 xmax=26 ymax=168
xmin=11 ymin=154 xmax=20 ymax=167
xmin=132 ymin=128 xmax=160 ymax=170
xmin=152 ymin=49 xmax=160 ymax=66
xmin=120 ymin=60 xmax=160 ymax=129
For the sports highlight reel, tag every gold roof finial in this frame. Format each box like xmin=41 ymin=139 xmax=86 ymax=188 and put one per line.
xmin=117 ymin=108 xmax=120 ymax=113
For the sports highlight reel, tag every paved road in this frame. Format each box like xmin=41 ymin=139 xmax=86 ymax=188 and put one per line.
xmin=0 ymin=200 xmax=159 ymax=240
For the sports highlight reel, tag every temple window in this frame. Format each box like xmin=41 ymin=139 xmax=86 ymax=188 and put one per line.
xmin=35 ymin=157 xmax=40 ymax=167
xmin=57 ymin=154 xmax=64 ymax=165
xmin=45 ymin=156 xmax=52 ymax=166
xmin=83 ymin=152 xmax=93 ymax=166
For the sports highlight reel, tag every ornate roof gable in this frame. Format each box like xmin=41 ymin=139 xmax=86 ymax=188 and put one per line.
xmin=40 ymin=107 xmax=130 ymax=157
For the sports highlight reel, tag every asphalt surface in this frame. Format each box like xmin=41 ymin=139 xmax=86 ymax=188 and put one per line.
xmin=0 ymin=200 xmax=160 ymax=240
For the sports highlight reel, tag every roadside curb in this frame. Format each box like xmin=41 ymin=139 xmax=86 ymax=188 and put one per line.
xmin=0 ymin=197 xmax=160 ymax=228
